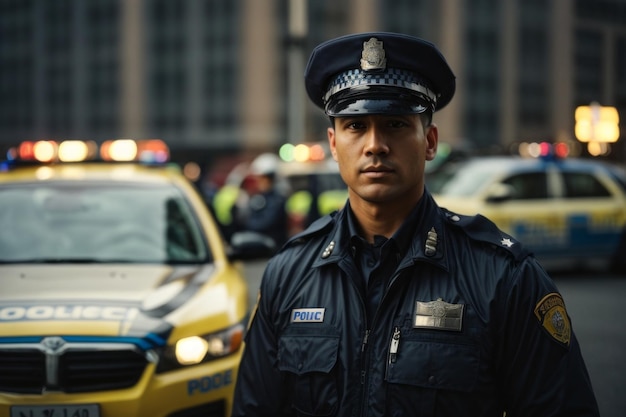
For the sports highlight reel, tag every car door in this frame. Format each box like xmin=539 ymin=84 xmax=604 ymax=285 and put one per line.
xmin=552 ymin=167 xmax=626 ymax=259
xmin=484 ymin=167 xmax=570 ymax=258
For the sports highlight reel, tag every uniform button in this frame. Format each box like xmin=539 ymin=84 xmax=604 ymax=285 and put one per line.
xmin=298 ymin=363 xmax=303 ymax=370
xmin=428 ymin=375 xmax=436 ymax=385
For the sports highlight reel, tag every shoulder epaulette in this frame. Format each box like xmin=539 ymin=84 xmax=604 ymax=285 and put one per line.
xmin=442 ymin=209 xmax=530 ymax=262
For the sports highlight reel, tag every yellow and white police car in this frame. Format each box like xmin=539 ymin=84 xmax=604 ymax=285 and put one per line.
xmin=0 ymin=140 xmax=272 ymax=417
xmin=429 ymin=145 xmax=626 ymax=273
xmin=277 ymin=142 xmax=347 ymax=235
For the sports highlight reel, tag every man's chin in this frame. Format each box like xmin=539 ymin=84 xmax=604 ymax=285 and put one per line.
xmin=352 ymin=185 xmax=422 ymax=206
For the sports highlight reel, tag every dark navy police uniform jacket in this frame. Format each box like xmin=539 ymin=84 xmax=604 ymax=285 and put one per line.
xmin=232 ymin=191 xmax=599 ymax=417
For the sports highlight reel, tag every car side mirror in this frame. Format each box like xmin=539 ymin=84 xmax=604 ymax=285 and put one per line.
xmin=485 ymin=183 xmax=515 ymax=203
xmin=227 ymin=231 xmax=277 ymax=260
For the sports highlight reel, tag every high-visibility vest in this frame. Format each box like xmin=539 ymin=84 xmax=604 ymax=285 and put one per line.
xmin=286 ymin=189 xmax=347 ymax=219
xmin=212 ymin=184 xmax=241 ymax=225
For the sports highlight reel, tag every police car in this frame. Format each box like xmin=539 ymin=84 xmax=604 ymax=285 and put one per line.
xmin=213 ymin=144 xmax=348 ymax=238
xmin=0 ymin=140 xmax=273 ymax=417
xmin=277 ymin=142 xmax=347 ymax=235
xmin=281 ymin=159 xmax=347 ymax=235
xmin=429 ymin=146 xmax=626 ymax=273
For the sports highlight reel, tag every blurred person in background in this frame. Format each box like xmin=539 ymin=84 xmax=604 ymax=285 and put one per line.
xmin=231 ymin=152 xmax=289 ymax=249
xmin=211 ymin=162 xmax=249 ymax=241
xmin=232 ymin=32 xmax=599 ymax=416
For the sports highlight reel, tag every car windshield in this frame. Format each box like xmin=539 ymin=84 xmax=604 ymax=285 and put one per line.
xmin=605 ymin=163 xmax=626 ymax=192
xmin=287 ymin=172 xmax=346 ymax=194
xmin=0 ymin=181 xmax=210 ymax=264
xmin=429 ymin=161 xmax=502 ymax=197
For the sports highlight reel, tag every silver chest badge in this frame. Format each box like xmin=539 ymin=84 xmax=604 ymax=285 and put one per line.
xmin=414 ymin=298 xmax=464 ymax=331
xmin=360 ymin=38 xmax=386 ymax=71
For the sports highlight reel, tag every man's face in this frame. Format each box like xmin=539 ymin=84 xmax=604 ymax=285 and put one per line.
xmin=327 ymin=114 xmax=438 ymax=206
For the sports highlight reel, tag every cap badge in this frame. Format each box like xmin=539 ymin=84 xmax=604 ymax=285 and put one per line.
xmin=360 ymin=38 xmax=386 ymax=71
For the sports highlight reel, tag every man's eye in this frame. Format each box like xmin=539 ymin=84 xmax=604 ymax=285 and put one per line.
xmin=388 ymin=120 xmax=407 ymax=128
xmin=347 ymin=122 xmax=365 ymax=130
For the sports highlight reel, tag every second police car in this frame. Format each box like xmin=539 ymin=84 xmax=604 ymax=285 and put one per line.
xmin=429 ymin=143 xmax=626 ymax=273
xmin=0 ymin=139 xmax=273 ymax=417
xmin=277 ymin=142 xmax=347 ymax=235
xmin=212 ymin=142 xmax=348 ymax=239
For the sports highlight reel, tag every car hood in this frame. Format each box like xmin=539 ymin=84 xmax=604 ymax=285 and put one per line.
xmin=432 ymin=195 xmax=482 ymax=216
xmin=0 ymin=264 xmax=217 ymax=342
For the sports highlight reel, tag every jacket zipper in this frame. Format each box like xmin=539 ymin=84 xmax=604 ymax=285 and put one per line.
xmin=360 ymin=329 xmax=370 ymax=384
xmin=388 ymin=326 xmax=401 ymax=364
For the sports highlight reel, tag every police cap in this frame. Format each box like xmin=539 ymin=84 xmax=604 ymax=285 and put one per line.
xmin=304 ymin=32 xmax=456 ymax=117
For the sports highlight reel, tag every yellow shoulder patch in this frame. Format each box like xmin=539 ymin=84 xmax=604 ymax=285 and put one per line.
xmin=534 ymin=293 xmax=571 ymax=346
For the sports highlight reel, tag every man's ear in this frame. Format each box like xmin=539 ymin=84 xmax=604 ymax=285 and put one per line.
xmin=327 ymin=127 xmax=338 ymax=161
xmin=425 ymin=123 xmax=438 ymax=161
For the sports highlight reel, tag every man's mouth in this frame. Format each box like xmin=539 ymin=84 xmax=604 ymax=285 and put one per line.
xmin=361 ymin=165 xmax=394 ymax=177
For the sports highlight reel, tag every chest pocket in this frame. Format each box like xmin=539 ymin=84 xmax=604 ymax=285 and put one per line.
xmin=386 ymin=339 xmax=480 ymax=391
xmin=278 ymin=325 xmax=340 ymax=416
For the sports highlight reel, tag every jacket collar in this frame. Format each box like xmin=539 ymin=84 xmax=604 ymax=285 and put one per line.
xmin=312 ymin=190 xmax=449 ymax=272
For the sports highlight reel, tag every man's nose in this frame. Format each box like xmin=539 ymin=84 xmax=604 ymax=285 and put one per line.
xmin=364 ymin=126 xmax=390 ymax=156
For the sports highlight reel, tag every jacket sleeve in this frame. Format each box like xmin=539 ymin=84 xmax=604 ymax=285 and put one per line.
xmin=494 ymin=257 xmax=600 ymax=417
xmin=232 ymin=260 xmax=286 ymax=417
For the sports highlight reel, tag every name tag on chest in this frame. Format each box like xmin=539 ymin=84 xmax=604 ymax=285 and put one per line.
xmin=291 ymin=308 xmax=325 ymax=323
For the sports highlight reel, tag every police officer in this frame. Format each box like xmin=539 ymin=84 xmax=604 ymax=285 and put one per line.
xmin=232 ymin=32 xmax=599 ymax=416
xmin=232 ymin=152 xmax=289 ymax=249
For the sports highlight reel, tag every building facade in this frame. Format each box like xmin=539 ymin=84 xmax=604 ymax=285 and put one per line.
xmin=0 ymin=0 xmax=624 ymax=163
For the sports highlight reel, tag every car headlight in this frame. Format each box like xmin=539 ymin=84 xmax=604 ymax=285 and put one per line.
xmin=156 ymin=321 xmax=245 ymax=373
xmin=176 ymin=336 xmax=210 ymax=365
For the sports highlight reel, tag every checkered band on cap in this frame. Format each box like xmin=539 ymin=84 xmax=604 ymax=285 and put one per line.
xmin=323 ymin=68 xmax=438 ymax=107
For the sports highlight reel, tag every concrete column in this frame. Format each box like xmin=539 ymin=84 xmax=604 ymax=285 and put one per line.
xmin=437 ymin=0 xmax=464 ymax=145
xmin=121 ymin=0 xmax=145 ymax=138
xmin=240 ymin=0 xmax=279 ymax=149
xmin=550 ymin=0 xmax=574 ymax=142
xmin=287 ymin=0 xmax=308 ymax=144
xmin=349 ymin=0 xmax=379 ymax=33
